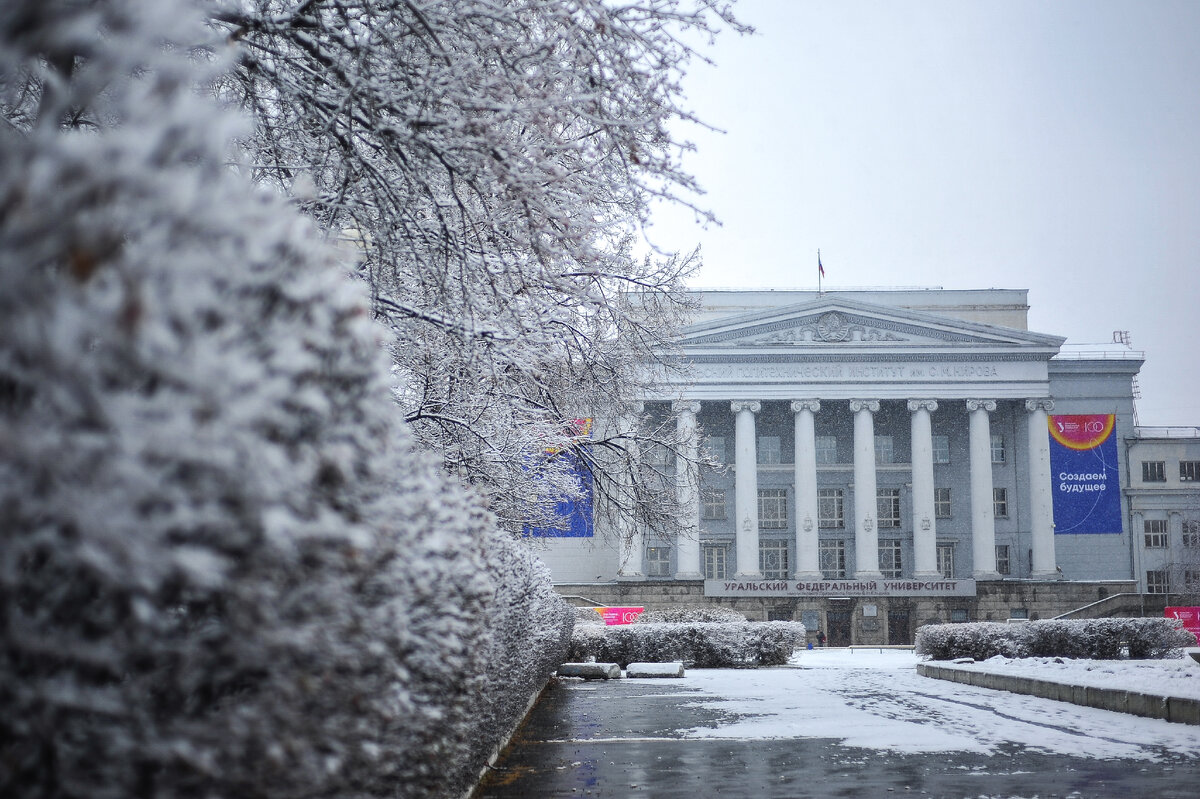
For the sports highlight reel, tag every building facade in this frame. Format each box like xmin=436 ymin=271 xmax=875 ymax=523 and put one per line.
xmin=1128 ymin=427 xmax=1200 ymax=599
xmin=539 ymin=289 xmax=1161 ymax=643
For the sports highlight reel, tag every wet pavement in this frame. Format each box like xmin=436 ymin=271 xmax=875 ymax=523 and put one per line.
xmin=473 ymin=661 xmax=1200 ymax=799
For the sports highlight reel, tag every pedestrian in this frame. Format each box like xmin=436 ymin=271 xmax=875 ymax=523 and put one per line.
xmin=817 ymin=629 xmax=826 ymax=647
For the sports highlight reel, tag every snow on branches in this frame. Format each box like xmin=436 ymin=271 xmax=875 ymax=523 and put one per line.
xmin=210 ymin=0 xmax=747 ymax=539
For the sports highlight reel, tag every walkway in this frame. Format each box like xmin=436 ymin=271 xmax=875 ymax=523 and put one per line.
xmin=474 ymin=650 xmax=1200 ymax=799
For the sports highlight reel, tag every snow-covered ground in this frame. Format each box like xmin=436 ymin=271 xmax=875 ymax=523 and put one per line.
xmin=651 ymin=648 xmax=1200 ymax=761
xmin=932 ymin=648 xmax=1200 ymax=700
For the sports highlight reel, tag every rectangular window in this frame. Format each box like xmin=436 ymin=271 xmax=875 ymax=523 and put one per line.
xmin=701 ymin=488 xmax=726 ymax=520
xmin=703 ymin=545 xmax=727 ymax=580
xmin=1146 ymin=570 xmax=1169 ymax=594
xmin=1184 ymin=520 xmax=1200 ymax=548
xmin=991 ymin=434 xmax=1006 ymax=464
xmin=950 ymin=608 xmax=969 ymax=623
xmin=647 ymin=546 xmax=671 ymax=577
xmin=937 ymin=543 xmax=955 ymax=579
xmin=758 ymin=488 xmax=788 ymax=530
xmin=932 ymin=435 xmax=950 ymax=464
xmin=705 ymin=436 xmax=726 ymax=464
xmin=993 ymin=487 xmax=1009 ymax=518
xmin=1009 ymin=608 xmax=1029 ymax=620
xmin=877 ymin=488 xmax=901 ymax=528
xmin=757 ymin=435 xmax=781 ymax=465
xmin=759 ymin=540 xmax=789 ymax=579
xmin=875 ymin=435 xmax=894 ymax=465
xmin=1144 ymin=519 xmax=1168 ymax=548
xmin=646 ymin=443 xmax=670 ymax=466
xmin=1186 ymin=570 xmax=1200 ymax=592
xmin=934 ymin=487 xmax=952 ymax=519
xmin=818 ymin=488 xmax=844 ymax=529
xmin=1142 ymin=461 xmax=1166 ymax=482
xmin=879 ymin=539 xmax=902 ymax=578
xmin=1181 ymin=461 xmax=1200 ymax=482
xmin=816 ymin=435 xmax=838 ymax=465
xmin=996 ymin=545 xmax=1011 ymax=575
xmin=819 ymin=539 xmax=846 ymax=578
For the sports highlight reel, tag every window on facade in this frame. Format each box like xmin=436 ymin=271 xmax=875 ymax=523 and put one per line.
xmin=647 ymin=546 xmax=671 ymax=577
xmin=1184 ymin=520 xmax=1200 ymax=548
xmin=816 ymin=435 xmax=838 ymax=465
xmin=932 ymin=434 xmax=950 ymax=464
xmin=759 ymin=540 xmax=789 ymax=580
xmin=1185 ymin=570 xmax=1200 ymax=592
xmin=1009 ymin=608 xmax=1029 ymax=620
xmin=1146 ymin=570 xmax=1169 ymax=594
xmin=701 ymin=488 xmax=726 ymax=520
xmin=646 ymin=443 xmax=670 ymax=466
xmin=875 ymin=435 xmax=894 ymax=465
xmin=879 ymin=539 xmax=902 ymax=578
xmin=757 ymin=435 xmax=781 ymax=465
xmin=705 ymin=436 xmax=726 ymax=464
xmin=819 ymin=539 xmax=846 ymax=578
xmin=991 ymin=434 xmax=1006 ymax=464
xmin=877 ymin=488 xmax=901 ymax=528
xmin=934 ymin=487 xmax=952 ymax=519
xmin=1144 ymin=519 xmax=1168 ymax=548
xmin=703 ymin=545 xmax=728 ymax=580
xmin=1180 ymin=461 xmax=1200 ymax=482
xmin=950 ymin=608 xmax=969 ymax=623
xmin=818 ymin=488 xmax=844 ymax=529
xmin=996 ymin=545 xmax=1011 ymax=575
xmin=1142 ymin=461 xmax=1166 ymax=482
xmin=937 ymin=543 xmax=955 ymax=579
xmin=993 ymin=487 xmax=1009 ymax=518
xmin=758 ymin=488 xmax=788 ymax=530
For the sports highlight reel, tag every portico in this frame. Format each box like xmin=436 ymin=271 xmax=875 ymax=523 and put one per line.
xmin=644 ymin=294 xmax=1066 ymax=587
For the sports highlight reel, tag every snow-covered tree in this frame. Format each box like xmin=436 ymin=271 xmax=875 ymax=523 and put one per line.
xmin=208 ymin=0 xmax=745 ymax=538
xmin=0 ymin=2 xmax=570 ymax=797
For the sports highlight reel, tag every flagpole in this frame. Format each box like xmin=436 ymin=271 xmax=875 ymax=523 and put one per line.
xmin=817 ymin=249 xmax=822 ymax=295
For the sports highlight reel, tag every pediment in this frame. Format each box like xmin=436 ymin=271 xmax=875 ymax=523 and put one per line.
xmin=679 ymin=297 xmax=1064 ymax=351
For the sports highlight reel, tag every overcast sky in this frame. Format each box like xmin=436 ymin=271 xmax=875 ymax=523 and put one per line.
xmin=645 ymin=0 xmax=1200 ymax=427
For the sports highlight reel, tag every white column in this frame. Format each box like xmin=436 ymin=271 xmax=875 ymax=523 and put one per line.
xmin=908 ymin=399 xmax=941 ymax=579
xmin=791 ymin=399 xmax=822 ymax=579
xmin=616 ymin=402 xmax=645 ymax=579
xmin=673 ymin=400 xmax=703 ymax=579
xmin=967 ymin=399 xmax=999 ymax=578
xmin=1026 ymin=398 xmax=1058 ymax=578
xmin=731 ymin=400 xmax=762 ymax=579
xmin=850 ymin=399 xmax=883 ymax=579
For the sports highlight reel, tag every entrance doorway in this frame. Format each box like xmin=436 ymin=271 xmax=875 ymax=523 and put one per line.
xmin=826 ymin=610 xmax=852 ymax=646
xmin=887 ymin=610 xmax=911 ymax=645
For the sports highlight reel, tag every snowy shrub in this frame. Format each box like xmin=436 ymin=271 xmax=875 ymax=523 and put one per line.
xmin=916 ymin=618 xmax=1194 ymax=661
xmin=569 ymin=622 xmax=807 ymax=668
xmin=635 ymin=605 xmax=749 ymax=624
xmin=575 ymin=606 xmax=607 ymax=625
xmin=0 ymin=3 xmax=568 ymax=799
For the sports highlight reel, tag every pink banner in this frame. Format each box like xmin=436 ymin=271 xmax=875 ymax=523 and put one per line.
xmin=1165 ymin=607 xmax=1200 ymax=644
xmin=594 ymin=606 xmax=644 ymax=626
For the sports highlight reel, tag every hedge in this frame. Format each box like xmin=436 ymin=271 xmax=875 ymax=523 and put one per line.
xmin=569 ymin=621 xmax=806 ymax=668
xmin=915 ymin=618 xmax=1195 ymax=661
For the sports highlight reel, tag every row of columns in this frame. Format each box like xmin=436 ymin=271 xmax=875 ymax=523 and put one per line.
xmin=654 ymin=398 xmax=1058 ymax=581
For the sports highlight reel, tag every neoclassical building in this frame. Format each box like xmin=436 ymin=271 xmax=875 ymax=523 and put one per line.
xmin=540 ymin=289 xmax=1154 ymax=643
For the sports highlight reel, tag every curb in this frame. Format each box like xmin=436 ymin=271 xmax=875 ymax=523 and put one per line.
xmin=916 ymin=662 xmax=1200 ymax=726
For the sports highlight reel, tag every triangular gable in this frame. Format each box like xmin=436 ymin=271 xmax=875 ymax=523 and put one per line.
xmin=679 ymin=297 xmax=1065 ymax=350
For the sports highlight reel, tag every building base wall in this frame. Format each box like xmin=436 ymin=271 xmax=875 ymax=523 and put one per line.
xmin=554 ymin=579 xmax=1145 ymax=646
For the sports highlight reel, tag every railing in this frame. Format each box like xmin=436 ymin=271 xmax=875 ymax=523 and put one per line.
xmin=1051 ymin=593 xmax=1167 ymax=620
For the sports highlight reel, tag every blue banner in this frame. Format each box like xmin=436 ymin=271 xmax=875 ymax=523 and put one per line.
xmin=1048 ymin=414 xmax=1122 ymax=535
xmin=523 ymin=451 xmax=594 ymax=537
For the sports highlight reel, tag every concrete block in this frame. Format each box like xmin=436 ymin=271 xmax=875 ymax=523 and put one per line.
xmin=1166 ymin=696 xmax=1200 ymax=725
xmin=557 ymin=662 xmax=622 ymax=679
xmin=626 ymin=662 xmax=686 ymax=678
